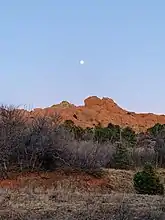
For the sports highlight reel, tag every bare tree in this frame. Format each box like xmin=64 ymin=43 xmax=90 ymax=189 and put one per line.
xmin=0 ymin=105 xmax=27 ymax=178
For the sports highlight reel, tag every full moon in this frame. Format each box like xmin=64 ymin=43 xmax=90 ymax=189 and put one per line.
xmin=80 ymin=60 xmax=84 ymax=65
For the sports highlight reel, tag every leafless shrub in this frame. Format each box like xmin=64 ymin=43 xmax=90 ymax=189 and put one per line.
xmin=0 ymin=107 xmax=68 ymax=177
xmin=16 ymin=113 xmax=69 ymax=172
xmin=154 ymin=138 xmax=165 ymax=168
xmin=58 ymin=140 xmax=115 ymax=170
xmin=0 ymin=105 xmax=28 ymax=178
xmin=132 ymin=146 xmax=155 ymax=168
xmin=2 ymin=104 xmax=165 ymax=176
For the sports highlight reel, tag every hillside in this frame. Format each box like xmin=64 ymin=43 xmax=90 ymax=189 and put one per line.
xmin=29 ymin=96 xmax=165 ymax=132
xmin=1 ymin=169 xmax=165 ymax=219
xmin=1 ymin=97 xmax=165 ymax=219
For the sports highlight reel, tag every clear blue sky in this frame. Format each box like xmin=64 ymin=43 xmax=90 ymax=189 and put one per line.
xmin=0 ymin=1 xmax=165 ymax=113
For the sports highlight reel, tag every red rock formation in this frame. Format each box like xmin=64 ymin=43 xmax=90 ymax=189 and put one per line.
xmin=27 ymin=96 xmax=165 ymax=132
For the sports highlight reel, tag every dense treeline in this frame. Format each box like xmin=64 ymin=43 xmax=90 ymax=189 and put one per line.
xmin=1 ymin=105 xmax=165 ymax=178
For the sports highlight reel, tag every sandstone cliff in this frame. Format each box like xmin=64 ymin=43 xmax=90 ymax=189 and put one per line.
xmin=27 ymin=96 xmax=165 ymax=132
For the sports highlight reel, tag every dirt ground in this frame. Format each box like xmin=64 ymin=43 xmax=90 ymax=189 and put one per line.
xmin=0 ymin=168 xmax=134 ymax=193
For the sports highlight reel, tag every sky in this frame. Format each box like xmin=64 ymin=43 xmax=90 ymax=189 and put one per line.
xmin=0 ymin=1 xmax=165 ymax=113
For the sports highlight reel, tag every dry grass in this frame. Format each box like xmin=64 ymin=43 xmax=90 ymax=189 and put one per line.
xmin=1 ymin=185 xmax=165 ymax=220
xmin=0 ymin=168 xmax=135 ymax=194
xmin=0 ymin=169 xmax=165 ymax=219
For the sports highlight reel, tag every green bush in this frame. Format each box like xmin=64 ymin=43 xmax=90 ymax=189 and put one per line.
xmin=113 ymin=143 xmax=131 ymax=170
xmin=72 ymin=125 xmax=85 ymax=140
xmin=121 ymin=126 xmax=136 ymax=147
xmin=63 ymin=120 xmax=85 ymax=140
xmin=147 ymin=123 xmax=165 ymax=137
xmin=133 ymin=164 xmax=164 ymax=195
xmin=94 ymin=127 xmax=111 ymax=143
xmin=94 ymin=123 xmax=120 ymax=143
xmin=63 ymin=120 xmax=75 ymax=128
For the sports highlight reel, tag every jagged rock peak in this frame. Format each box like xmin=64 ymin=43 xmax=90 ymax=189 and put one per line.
xmin=84 ymin=96 xmax=118 ymax=108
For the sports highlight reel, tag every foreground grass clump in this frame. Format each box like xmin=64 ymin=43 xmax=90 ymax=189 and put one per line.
xmin=84 ymin=168 xmax=108 ymax=179
xmin=133 ymin=163 xmax=164 ymax=195
xmin=1 ymin=184 xmax=165 ymax=220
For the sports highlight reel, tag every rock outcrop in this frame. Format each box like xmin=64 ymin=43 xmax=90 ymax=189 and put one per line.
xmin=24 ymin=96 xmax=165 ymax=132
